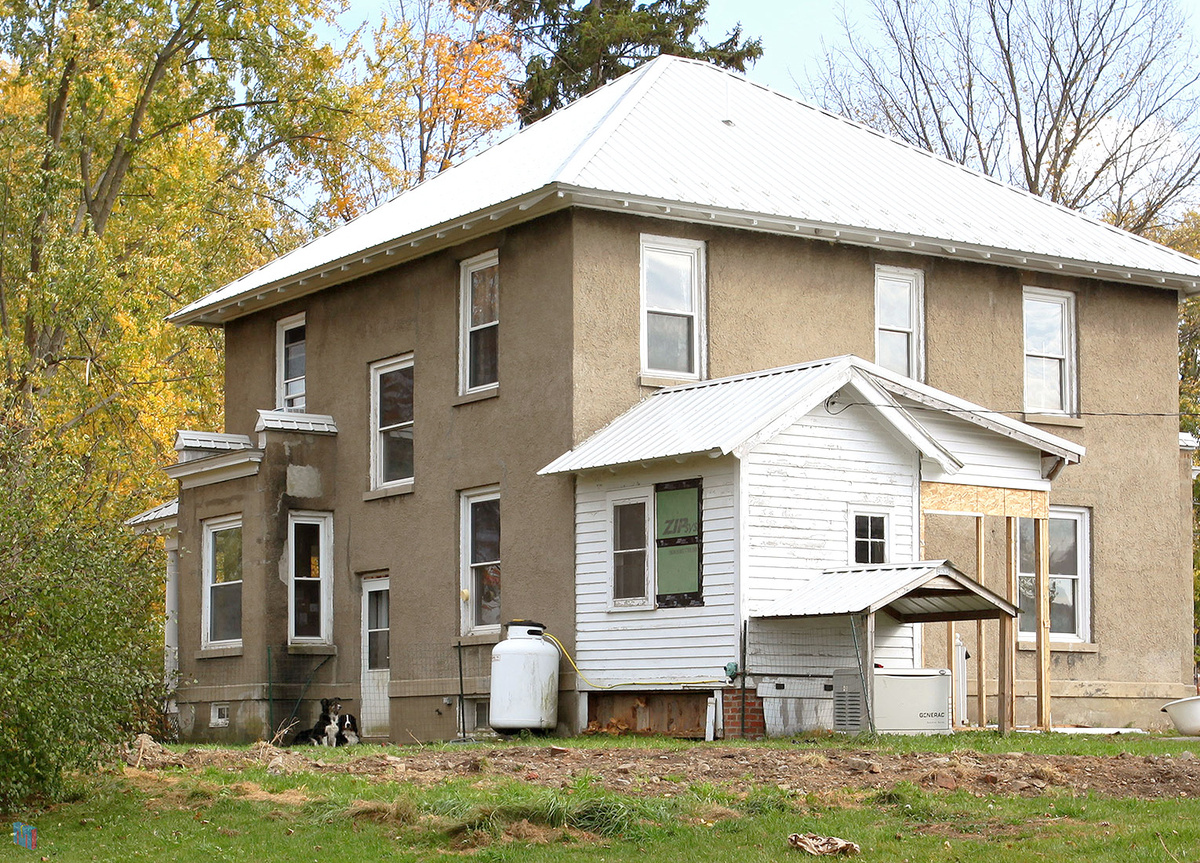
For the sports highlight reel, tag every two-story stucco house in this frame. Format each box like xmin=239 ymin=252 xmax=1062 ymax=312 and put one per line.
xmin=130 ymin=55 xmax=1200 ymax=742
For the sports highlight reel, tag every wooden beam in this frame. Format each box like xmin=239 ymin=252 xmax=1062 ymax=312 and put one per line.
xmin=998 ymin=517 xmax=1017 ymax=734
xmin=976 ymin=515 xmax=987 ymax=728
xmin=1034 ymin=516 xmax=1052 ymax=730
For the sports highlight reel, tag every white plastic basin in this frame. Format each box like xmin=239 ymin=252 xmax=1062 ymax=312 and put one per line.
xmin=1162 ymin=695 xmax=1200 ymax=735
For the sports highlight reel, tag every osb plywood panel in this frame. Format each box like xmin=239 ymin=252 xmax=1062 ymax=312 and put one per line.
xmin=588 ymin=691 xmax=710 ymax=737
xmin=920 ymin=482 xmax=1048 ymax=518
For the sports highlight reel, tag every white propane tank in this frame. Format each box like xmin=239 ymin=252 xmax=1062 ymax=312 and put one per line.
xmin=489 ymin=620 xmax=559 ymax=732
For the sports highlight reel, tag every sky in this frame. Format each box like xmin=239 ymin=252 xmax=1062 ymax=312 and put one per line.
xmin=700 ymin=0 xmax=872 ymax=97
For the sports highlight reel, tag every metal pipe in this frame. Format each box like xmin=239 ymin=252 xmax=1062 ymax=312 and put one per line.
xmin=456 ymin=641 xmax=466 ymax=738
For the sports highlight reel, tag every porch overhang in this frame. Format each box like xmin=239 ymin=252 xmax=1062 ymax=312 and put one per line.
xmin=751 ymin=560 xmax=1017 ymax=624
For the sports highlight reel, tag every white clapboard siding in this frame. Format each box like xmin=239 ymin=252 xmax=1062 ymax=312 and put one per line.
xmin=574 ymin=462 xmax=739 ymax=687
xmin=742 ymin=404 xmax=919 ymax=611
xmin=748 ymin=615 xmax=915 ymax=678
xmin=908 ymin=400 xmax=1049 ymax=491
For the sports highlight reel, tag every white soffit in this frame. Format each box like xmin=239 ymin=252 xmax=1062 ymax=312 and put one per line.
xmin=171 ymin=56 xmax=1200 ymax=325
xmin=539 ymin=355 xmax=1082 ymax=475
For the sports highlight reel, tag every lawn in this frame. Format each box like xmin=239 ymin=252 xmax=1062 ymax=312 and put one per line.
xmin=4 ymin=733 xmax=1200 ymax=862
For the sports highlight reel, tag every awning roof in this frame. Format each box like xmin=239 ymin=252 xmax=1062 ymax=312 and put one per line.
xmin=752 ymin=560 xmax=1017 ymax=624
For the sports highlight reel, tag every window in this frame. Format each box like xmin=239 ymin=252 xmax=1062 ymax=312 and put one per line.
xmin=202 ymin=515 xmax=242 ymax=647
xmin=853 ymin=513 xmax=888 ymax=564
xmin=459 ymin=251 xmax=499 ymax=394
xmin=370 ymin=354 xmax=414 ymax=489
xmin=1023 ymin=287 xmax=1076 ymax=414
xmin=641 ymin=235 xmax=705 ymax=379
xmin=277 ymin=312 xmax=307 ymax=411
xmin=365 ymin=587 xmax=390 ymax=670
xmin=461 ymin=488 xmax=501 ymax=634
xmin=611 ymin=493 xmax=652 ymax=606
xmin=1017 ymin=507 xmax=1091 ymax=641
xmin=289 ymin=512 xmax=333 ymax=644
xmin=875 ymin=266 xmax=924 ymax=380
xmin=210 ymin=703 xmax=230 ymax=728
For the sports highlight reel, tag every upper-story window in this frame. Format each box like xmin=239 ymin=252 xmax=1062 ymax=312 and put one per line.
xmin=289 ymin=511 xmax=333 ymax=644
xmin=202 ymin=515 xmax=243 ymax=648
xmin=276 ymin=312 xmax=307 ymax=411
xmin=460 ymin=251 xmax=499 ymax=395
xmin=1023 ymin=287 xmax=1076 ymax=414
xmin=370 ymin=354 xmax=414 ymax=490
xmin=641 ymin=235 xmax=705 ymax=380
xmin=1016 ymin=506 xmax=1090 ymax=641
xmin=875 ymin=266 xmax=924 ymax=380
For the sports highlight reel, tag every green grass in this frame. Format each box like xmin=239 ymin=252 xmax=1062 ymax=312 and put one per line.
xmin=5 ymin=734 xmax=1200 ymax=862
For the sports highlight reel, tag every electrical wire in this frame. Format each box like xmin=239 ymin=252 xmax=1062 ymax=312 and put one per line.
xmin=541 ymin=630 xmax=726 ymax=690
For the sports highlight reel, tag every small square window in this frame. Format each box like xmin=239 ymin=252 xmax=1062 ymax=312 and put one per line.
xmin=210 ymin=703 xmax=230 ymax=728
xmin=853 ymin=513 xmax=887 ymax=564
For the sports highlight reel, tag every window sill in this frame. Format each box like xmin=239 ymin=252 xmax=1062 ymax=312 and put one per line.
xmin=1018 ymin=640 xmax=1097 ymax=653
xmin=363 ymin=481 xmax=414 ymax=502
xmin=454 ymin=386 xmax=498 ymax=406
xmin=639 ymin=374 xmax=699 ymax=389
xmin=456 ymin=632 xmax=501 ymax=646
xmin=196 ymin=645 xmax=243 ymax=660
xmin=607 ymin=603 xmax=653 ymax=612
xmin=288 ymin=643 xmax=337 ymax=655
xmin=1022 ymin=413 xmax=1084 ymax=429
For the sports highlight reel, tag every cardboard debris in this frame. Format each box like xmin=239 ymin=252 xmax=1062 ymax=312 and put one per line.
xmin=787 ymin=832 xmax=861 ymax=856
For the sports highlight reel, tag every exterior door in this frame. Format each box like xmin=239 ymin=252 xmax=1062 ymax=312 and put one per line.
xmin=360 ymin=578 xmax=390 ymax=738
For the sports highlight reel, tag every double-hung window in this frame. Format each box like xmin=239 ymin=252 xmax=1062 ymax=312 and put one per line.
xmin=875 ymin=266 xmax=924 ymax=380
xmin=461 ymin=487 xmax=501 ymax=634
xmin=608 ymin=479 xmax=703 ymax=609
xmin=852 ymin=512 xmax=888 ymax=564
xmin=289 ymin=512 xmax=333 ymax=644
xmin=202 ymin=515 xmax=243 ymax=648
xmin=1023 ymin=287 xmax=1076 ymax=414
xmin=276 ymin=313 xmax=307 ymax=411
xmin=370 ymin=354 xmax=414 ymax=490
xmin=460 ymin=251 xmax=499 ymax=395
xmin=1017 ymin=507 xmax=1091 ymax=641
xmin=641 ymin=235 xmax=705 ymax=380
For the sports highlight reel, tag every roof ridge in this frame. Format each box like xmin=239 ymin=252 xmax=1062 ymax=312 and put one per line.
xmin=658 ymin=355 xmax=852 ymax=393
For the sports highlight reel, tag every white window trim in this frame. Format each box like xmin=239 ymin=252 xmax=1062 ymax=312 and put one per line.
xmin=210 ymin=703 xmax=230 ymax=728
xmin=201 ymin=514 xmax=243 ymax=649
xmin=640 ymin=234 xmax=706 ymax=381
xmin=848 ymin=508 xmax=890 ymax=565
xmin=288 ymin=511 xmax=334 ymax=645
xmin=458 ymin=250 xmax=500 ymax=396
xmin=369 ymin=353 xmax=415 ymax=492
xmin=460 ymin=486 xmax=501 ymax=636
xmin=606 ymin=489 xmax=654 ymax=610
xmin=362 ymin=576 xmax=390 ymax=673
xmin=1017 ymin=506 xmax=1091 ymax=643
xmin=276 ymin=312 xmax=307 ymax=411
xmin=1023 ymin=286 xmax=1077 ymax=415
xmin=874 ymin=265 xmax=925 ymax=381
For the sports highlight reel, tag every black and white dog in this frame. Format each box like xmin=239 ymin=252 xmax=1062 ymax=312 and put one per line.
xmin=292 ymin=698 xmax=359 ymax=746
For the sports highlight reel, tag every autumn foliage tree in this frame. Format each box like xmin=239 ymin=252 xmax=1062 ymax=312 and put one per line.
xmin=0 ymin=0 xmax=517 ymax=803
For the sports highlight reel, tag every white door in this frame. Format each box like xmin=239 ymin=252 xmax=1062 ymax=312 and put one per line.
xmin=361 ymin=578 xmax=390 ymax=738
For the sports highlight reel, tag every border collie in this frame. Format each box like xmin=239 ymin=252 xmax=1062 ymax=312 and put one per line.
xmin=291 ymin=698 xmax=359 ymax=746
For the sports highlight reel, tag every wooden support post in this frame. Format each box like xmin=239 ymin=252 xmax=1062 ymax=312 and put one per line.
xmin=998 ymin=517 xmax=1017 ymax=734
xmin=1034 ymin=516 xmax=1052 ymax=730
xmin=975 ymin=515 xmax=987 ymax=727
xmin=866 ymin=612 xmax=877 ymax=735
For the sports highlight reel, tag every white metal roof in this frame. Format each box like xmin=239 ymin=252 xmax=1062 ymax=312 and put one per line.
xmin=125 ymin=498 xmax=178 ymax=532
xmin=753 ymin=560 xmax=1018 ymax=623
xmin=538 ymin=355 xmax=1083 ymax=475
xmin=174 ymin=430 xmax=254 ymax=451
xmin=255 ymin=409 xmax=339 ymax=434
xmin=171 ymin=55 xmax=1200 ymax=325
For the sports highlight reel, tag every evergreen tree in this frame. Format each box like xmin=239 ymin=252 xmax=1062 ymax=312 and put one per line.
xmin=504 ymin=0 xmax=761 ymax=125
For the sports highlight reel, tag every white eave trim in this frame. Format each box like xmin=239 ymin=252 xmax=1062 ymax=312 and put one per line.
xmin=170 ymin=185 xmax=1200 ymax=328
xmin=165 ymin=450 xmax=264 ymax=489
